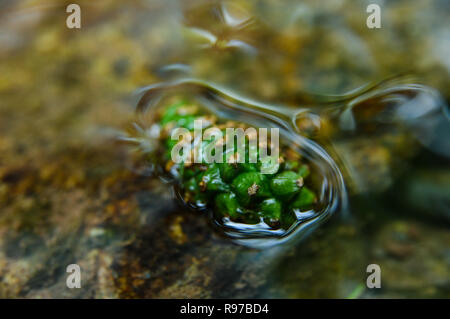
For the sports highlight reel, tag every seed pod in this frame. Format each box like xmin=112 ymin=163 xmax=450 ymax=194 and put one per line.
xmin=270 ymin=171 xmax=304 ymax=197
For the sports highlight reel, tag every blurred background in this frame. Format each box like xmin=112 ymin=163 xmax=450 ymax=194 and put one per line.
xmin=0 ymin=0 xmax=448 ymax=298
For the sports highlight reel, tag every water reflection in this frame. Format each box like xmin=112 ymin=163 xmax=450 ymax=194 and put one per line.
xmin=183 ymin=1 xmax=257 ymax=54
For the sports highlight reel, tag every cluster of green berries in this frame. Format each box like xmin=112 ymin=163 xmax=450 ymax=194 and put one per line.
xmin=156 ymin=100 xmax=317 ymax=230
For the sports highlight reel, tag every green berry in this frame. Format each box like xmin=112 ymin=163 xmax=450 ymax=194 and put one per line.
xmin=298 ymin=164 xmax=310 ymax=178
xmin=215 ymin=192 xmax=241 ymax=218
xmin=218 ymin=162 xmax=240 ymax=182
xmin=280 ymin=210 xmax=297 ymax=230
xmin=284 ymin=160 xmax=299 ymax=171
xmin=231 ymin=172 xmax=272 ymax=205
xmin=270 ymin=171 xmax=303 ymax=197
xmin=239 ymin=162 xmax=258 ymax=172
xmin=290 ymin=187 xmax=316 ymax=211
xmin=184 ymin=177 xmax=207 ymax=206
xmin=157 ymin=100 xmax=319 ymax=231
xmin=184 ymin=177 xmax=198 ymax=193
xmin=199 ymin=164 xmax=230 ymax=193
xmin=259 ymin=198 xmax=282 ymax=220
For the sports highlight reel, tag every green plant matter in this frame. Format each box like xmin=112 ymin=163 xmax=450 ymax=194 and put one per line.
xmin=156 ymin=100 xmax=317 ymax=229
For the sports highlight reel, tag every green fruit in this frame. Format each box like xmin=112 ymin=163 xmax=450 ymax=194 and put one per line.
xmin=260 ymin=198 xmax=282 ymax=220
xmin=184 ymin=177 xmax=199 ymax=193
xmin=231 ymin=172 xmax=272 ymax=205
xmin=155 ymin=100 xmax=318 ymax=230
xmin=199 ymin=164 xmax=230 ymax=193
xmin=239 ymin=162 xmax=259 ymax=172
xmin=183 ymin=177 xmax=207 ymax=206
xmin=270 ymin=171 xmax=303 ymax=197
xmin=283 ymin=160 xmax=299 ymax=171
xmin=280 ymin=210 xmax=297 ymax=230
xmin=215 ymin=192 xmax=241 ymax=218
xmin=298 ymin=164 xmax=310 ymax=178
xmin=291 ymin=187 xmax=316 ymax=211
xmin=218 ymin=162 xmax=240 ymax=182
